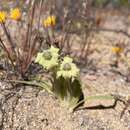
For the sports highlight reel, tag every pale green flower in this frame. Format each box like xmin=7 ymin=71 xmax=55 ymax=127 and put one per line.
xmin=35 ymin=46 xmax=59 ymax=70
xmin=57 ymin=56 xmax=79 ymax=79
xmin=49 ymin=45 xmax=59 ymax=56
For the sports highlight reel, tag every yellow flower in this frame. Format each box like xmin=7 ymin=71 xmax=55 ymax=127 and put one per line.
xmin=43 ymin=15 xmax=56 ymax=28
xmin=48 ymin=15 xmax=56 ymax=26
xmin=43 ymin=20 xmax=48 ymax=28
xmin=0 ymin=11 xmax=6 ymax=23
xmin=10 ymin=8 xmax=21 ymax=21
xmin=111 ymin=47 xmax=123 ymax=54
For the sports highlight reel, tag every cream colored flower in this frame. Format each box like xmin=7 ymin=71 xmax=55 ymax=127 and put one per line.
xmin=35 ymin=46 xmax=59 ymax=70
xmin=57 ymin=57 xmax=79 ymax=79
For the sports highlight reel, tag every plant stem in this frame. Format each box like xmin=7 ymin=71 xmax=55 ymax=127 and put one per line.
xmin=5 ymin=80 xmax=53 ymax=94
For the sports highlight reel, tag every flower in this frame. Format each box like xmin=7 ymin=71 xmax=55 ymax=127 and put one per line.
xmin=49 ymin=45 xmax=59 ymax=55
xmin=111 ymin=47 xmax=123 ymax=54
xmin=57 ymin=56 xmax=80 ymax=79
xmin=10 ymin=8 xmax=21 ymax=21
xmin=43 ymin=15 xmax=56 ymax=27
xmin=35 ymin=46 xmax=59 ymax=70
xmin=0 ymin=11 xmax=6 ymax=23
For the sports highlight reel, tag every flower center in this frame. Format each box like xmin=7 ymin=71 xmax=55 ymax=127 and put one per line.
xmin=63 ymin=63 xmax=71 ymax=71
xmin=43 ymin=51 xmax=52 ymax=60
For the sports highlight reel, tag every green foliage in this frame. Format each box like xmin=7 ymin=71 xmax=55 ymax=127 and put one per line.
xmin=112 ymin=0 xmax=130 ymax=7
xmin=93 ymin=0 xmax=108 ymax=7
xmin=93 ymin=0 xmax=130 ymax=7
xmin=35 ymin=46 xmax=83 ymax=110
xmin=53 ymin=76 xmax=83 ymax=109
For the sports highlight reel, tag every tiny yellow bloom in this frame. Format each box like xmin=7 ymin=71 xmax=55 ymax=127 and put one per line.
xmin=43 ymin=19 xmax=48 ymax=28
xmin=48 ymin=15 xmax=56 ymax=26
xmin=10 ymin=8 xmax=21 ymax=21
xmin=43 ymin=15 xmax=56 ymax=28
xmin=0 ymin=11 xmax=6 ymax=23
xmin=111 ymin=47 xmax=123 ymax=54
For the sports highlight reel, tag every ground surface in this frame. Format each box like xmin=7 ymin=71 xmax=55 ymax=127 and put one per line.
xmin=0 ymin=8 xmax=130 ymax=130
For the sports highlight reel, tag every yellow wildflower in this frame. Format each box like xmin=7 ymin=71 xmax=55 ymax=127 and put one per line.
xmin=48 ymin=15 xmax=56 ymax=26
xmin=0 ymin=11 xmax=6 ymax=23
xmin=43 ymin=20 xmax=48 ymax=28
xmin=10 ymin=8 xmax=21 ymax=21
xmin=43 ymin=15 xmax=56 ymax=28
xmin=111 ymin=47 xmax=123 ymax=54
